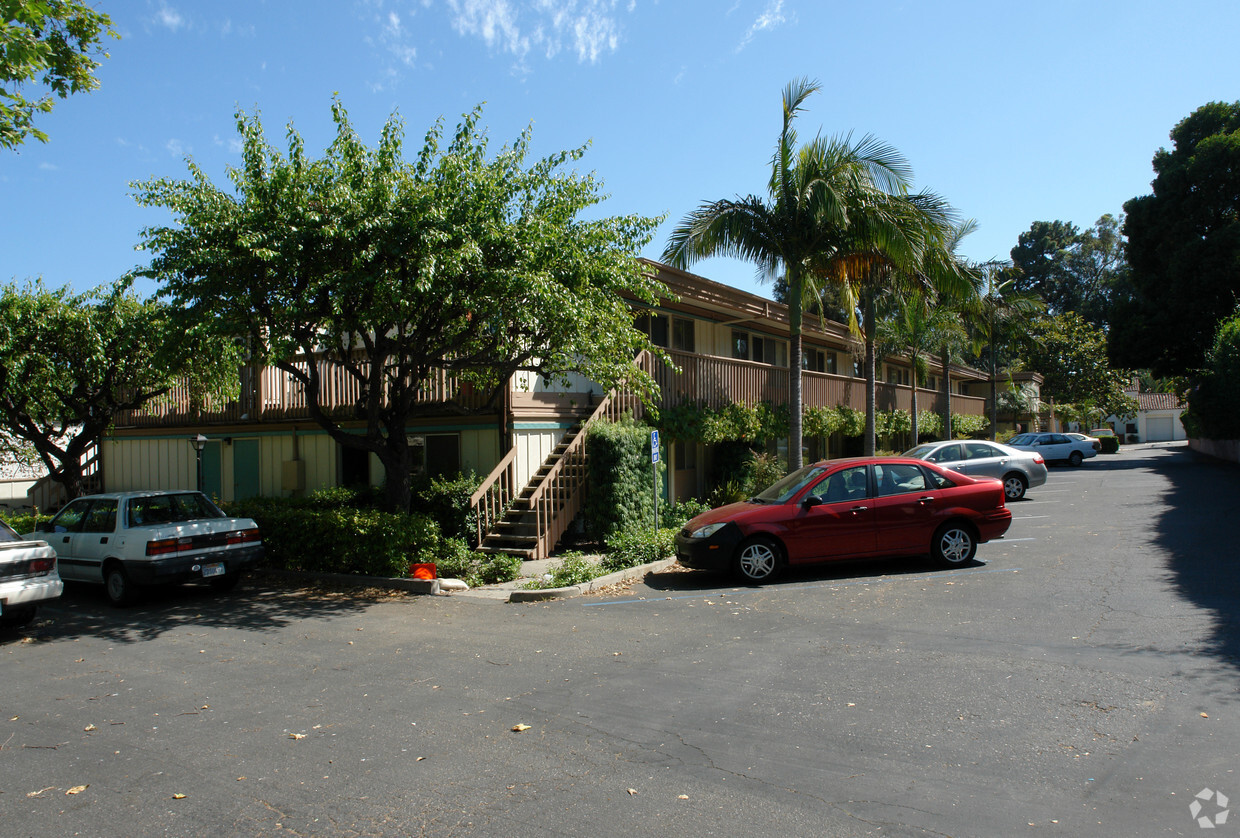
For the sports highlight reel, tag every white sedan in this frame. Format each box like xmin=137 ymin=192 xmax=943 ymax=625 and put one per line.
xmin=27 ymin=491 xmax=263 ymax=606
xmin=0 ymin=519 xmax=62 ymax=628
xmin=1007 ymin=432 xmax=1098 ymax=467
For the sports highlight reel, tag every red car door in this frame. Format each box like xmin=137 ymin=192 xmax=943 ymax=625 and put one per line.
xmin=872 ymin=462 xmax=948 ymax=555
xmin=780 ymin=465 xmax=875 ymax=562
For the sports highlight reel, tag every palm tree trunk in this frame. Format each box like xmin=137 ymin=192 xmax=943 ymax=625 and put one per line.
xmin=989 ymin=342 xmax=999 ymax=440
xmin=910 ymin=373 xmax=919 ymax=446
xmin=788 ymin=269 xmax=804 ymax=471
xmin=939 ymin=343 xmax=952 ymax=440
xmin=864 ymin=290 xmax=877 ymax=456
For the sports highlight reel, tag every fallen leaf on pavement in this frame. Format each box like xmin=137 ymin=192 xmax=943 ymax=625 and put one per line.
xmin=27 ymin=787 xmax=55 ymax=798
xmin=172 ymin=793 xmax=186 ymax=799
xmin=66 ymin=785 xmax=88 ymax=795
xmin=289 ymin=733 xmax=306 ymax=740
xmin=511 ymin=724 xmax=531 ymax=732
xmin=84 ymin=724 xmax=97 ymax=732
xmin=627 ymin=788 xmax=638 ymax=796
xmin=678 ymin=794 xmax=689 ymax=800
xmin=1201 ymin=712 xmax=1209 ymax=718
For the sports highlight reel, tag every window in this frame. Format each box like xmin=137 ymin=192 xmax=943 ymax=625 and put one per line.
xmin=672 ymin=317 xmax=695 ymax=353
xmin=927 ymin=375 xmax=938 ymax=391
xmin=340 ymin=445 xmax=370 ymax=487
xmin=853 ymin=359 xmax=863 ymax=377
xmin=826 ymin=353 xmax=837 ymax=374
xmin=82 ymin=500 xmax=118 ymax=533
xmin=875 ymin=463 xmax=929 ymax=496
xmin=49 ymin=498 xmax=93 ymax=533
xmin=814 ymin=466 xmax=868 ymax=503
xmin=731 ymin=330 xmax=749 ymax=361
xmin=803 ymin=348 xmax=826 ymax=373
xmin=409 ymin=433 xmax=461 ymax=478
xmin=636 ymin=313 xmax=669 ymax=348
xmin=885 ymin=365 xmax=910 ymax=386
xmin=674 ymin=442 xmax=697 ymax=470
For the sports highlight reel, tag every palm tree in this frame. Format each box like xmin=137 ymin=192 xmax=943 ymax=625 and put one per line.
xmin=663 ymin=78 xmax=916 ymax=470
xmin=879 ymin=288 xmax=968 ymax=445
xmin=810 ymin=191 xmax=972 ymax=454
xmin=969 ymin=262 xmax=1043 ymax=438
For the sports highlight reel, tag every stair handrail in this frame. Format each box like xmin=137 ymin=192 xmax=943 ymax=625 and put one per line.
xmin=468 ymin=445 xmax=519 ymax=548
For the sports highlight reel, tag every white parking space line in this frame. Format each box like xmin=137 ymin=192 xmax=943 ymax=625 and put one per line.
xmin=1012 ymin=515 xmax=1050 ymax=520
xmin=997 ymin=537 xmax=1037 ymax=543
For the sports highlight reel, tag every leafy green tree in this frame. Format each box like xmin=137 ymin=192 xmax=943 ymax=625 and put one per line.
xmin=879 ymin=287 xmax=967 ymax=444
xmin=135 ymin=100 xmax=664 ymax=513
xmin=1017 ymin=312 xmax=1135 ymax=419
xmin=1183 ymin=308 xmax=1240 ymax=439
xmin=1010 ymin=216 xmax=1125 ymax=329
xmin=1110 ymin=101 xmax=1240 ymax=376
xmin=1 ymin=0 xmax=117 ymax=150
xmin=0 ymin=279 xmax=240 ymax=499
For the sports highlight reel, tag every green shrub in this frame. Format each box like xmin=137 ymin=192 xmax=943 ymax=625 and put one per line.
xmin=0 ymin=511 xmax=38 ymax=534
xmin=1187 ymin=310 xmax=1240 ymax=439
xmin=524 ymin=551 xmax=604 ymax=589
xmin=603 ymin=525 xmax=677 ymax=572
xmin=660 ymin=499 xmax=711 ymax=530
xmin=1099 ymin=435 xmax=1120 ymax=454
xmin=431 ymin=541 xmax=521 ymax=587
xmin=951 ymin=414 xmax=990 ymax=439
xmin=412 ymin=471 xmax=481 ymax=543
xmin=223 ymin=497 xmax=441 ymax=578
xmin=585 ymin=416 xmax=663 ymax=541
xmin=475 ymin=552 xmax=523 ymax=585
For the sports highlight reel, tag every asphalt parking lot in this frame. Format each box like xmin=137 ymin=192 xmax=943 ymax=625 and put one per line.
xmin=3 ymin=442 xmax=1238 ymax=837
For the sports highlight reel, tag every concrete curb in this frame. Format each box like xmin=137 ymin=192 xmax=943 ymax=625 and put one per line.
xmin=257 ymin=568 xmax=440 ymax=595
xmin=506 ymin=557 xmax=678 ymax=603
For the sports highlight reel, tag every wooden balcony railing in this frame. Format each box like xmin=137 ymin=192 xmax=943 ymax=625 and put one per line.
xmin=643 ymin=349 xmax=986 ymax=417
xmin=114 ymin=359 xmax=491 ymax=427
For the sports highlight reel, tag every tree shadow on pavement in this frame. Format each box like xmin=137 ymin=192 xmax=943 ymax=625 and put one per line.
xmin=1 ymin=572 xmax=413 ymax=646
xmin=1144 ymin=446 xmax=1240 ymax=675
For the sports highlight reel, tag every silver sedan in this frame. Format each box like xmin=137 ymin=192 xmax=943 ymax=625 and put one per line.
xmin=902 ymin=439 xmax=1049 ymax=501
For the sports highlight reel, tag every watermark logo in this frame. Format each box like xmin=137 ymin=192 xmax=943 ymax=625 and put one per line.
xmin=1189 ymin=788 xmax=1229 ymax=829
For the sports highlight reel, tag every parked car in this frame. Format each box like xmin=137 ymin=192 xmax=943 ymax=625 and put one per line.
xmin=1007 ymin=432 xmax=1098 ymax=466
xmin=675 ymin=457 xmax=1012 ymax=583
xmin=0 ymin=519 xmax=63 ymax=628
xmin=27 ymin=491 xmax=263 ymax=606
xmin=1089 ymin=428 xmax=1117 ymax=439
xmin=903 ymin=439 xmax=1048 ymax=501
xmin=1064 ymin=432 xmax=1102 ymax=452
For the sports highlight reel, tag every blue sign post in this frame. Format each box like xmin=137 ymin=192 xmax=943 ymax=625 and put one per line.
xmin=651 ymin=430 xmax=660 ymax=536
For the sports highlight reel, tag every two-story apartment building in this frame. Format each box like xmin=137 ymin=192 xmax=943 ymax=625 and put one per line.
xmin=89 ymin=259 xmax=991 ymax=558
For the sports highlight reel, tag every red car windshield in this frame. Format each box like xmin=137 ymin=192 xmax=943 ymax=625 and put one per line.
xmin=753 ymin=465 xmax=831 ymax=503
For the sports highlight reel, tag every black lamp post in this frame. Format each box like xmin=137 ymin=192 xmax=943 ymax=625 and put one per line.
xmin=190 ymin=434 xmax=208 ymax=493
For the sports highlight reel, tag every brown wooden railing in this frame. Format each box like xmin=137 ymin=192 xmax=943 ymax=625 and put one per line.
xmin=645 ymin=349 xmax=986 ymax=417
xmin=115 ymin=359 xmax=490 ymax=428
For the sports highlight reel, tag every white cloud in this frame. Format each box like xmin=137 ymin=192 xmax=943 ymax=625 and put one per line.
xmin=39 ymin=162 xmax=58 ymax=171
xmin=382 ymin=9 xmax=418 ymax=65
xmin=229 ymin=137 xmax=244 ymax=154
xmin=446 ymin=0 xmax=629 ymax=64
xmin=736 ymin=0 xmax=785 ymax=52
xmin=166 ymin=139 xmax=190 ymax=158
xmin=156 ymin=2 xmax=186 ymax=32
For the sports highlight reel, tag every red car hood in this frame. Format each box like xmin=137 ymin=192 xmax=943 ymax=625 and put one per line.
xmin=684 ymin=500 xmax=766 ymax=531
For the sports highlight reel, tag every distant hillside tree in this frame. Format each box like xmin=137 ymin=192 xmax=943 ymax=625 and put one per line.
xmin=1110 ymin=101 xmax=1240 ymax=376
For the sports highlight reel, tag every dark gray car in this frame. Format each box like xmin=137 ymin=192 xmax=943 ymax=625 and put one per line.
xmin=902 ymin=439 xmax=1049 ymax=501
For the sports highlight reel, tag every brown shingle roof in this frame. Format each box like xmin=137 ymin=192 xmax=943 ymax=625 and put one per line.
xmin=1136 ymin=392 xmax=1184 ymax=411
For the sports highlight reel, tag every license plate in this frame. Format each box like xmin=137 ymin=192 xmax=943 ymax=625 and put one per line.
xmin=201 ymin=562 xmax=225 ymax=578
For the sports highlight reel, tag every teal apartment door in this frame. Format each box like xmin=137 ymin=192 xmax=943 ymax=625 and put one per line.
xmin=233 ymin=439 xmax=261 ymax=500
xmin=201 ymin=440 xmax=222 ymax=500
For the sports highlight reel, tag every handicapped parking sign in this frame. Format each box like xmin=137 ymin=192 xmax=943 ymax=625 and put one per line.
xmin=651 ymin=430 xmax=660 ymax=463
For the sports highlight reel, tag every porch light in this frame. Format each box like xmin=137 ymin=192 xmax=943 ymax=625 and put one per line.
xmin=190 ymin=434 xmax=208 ymax=492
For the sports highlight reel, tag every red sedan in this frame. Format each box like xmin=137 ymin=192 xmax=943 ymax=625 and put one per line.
xmin=675 ymin=457 xmax=1012 ymax=583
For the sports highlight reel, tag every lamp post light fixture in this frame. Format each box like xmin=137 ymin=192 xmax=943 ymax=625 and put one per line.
xmin=190 ymin=434 xmax=208 ymax=493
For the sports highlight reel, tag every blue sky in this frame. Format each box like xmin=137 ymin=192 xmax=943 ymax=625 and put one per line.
xmin=3 ymin=0 xmax=1239 ymax=300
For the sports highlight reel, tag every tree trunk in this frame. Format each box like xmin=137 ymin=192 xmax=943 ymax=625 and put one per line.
xmin=788 ymin=269 xmax=804 ymax=472
xmin=939 ymin=343 xmax=952 ymax=441
xmin=989 ymin=342 xmax=999 ymax=440
xmin=864 ymin=291 xmax=877 ymax=456
xmin=378 ymin=434 xmax=414 ymax=513
xmin=910 ymin=374 xmax=919 ymax=447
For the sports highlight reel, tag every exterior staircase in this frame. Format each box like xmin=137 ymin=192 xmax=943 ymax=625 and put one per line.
xmin=469 ymin=357 xmax=650 ymax=562
xmin=474 ymin=421 xmax=588 ymax=560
